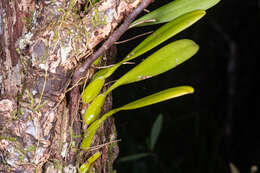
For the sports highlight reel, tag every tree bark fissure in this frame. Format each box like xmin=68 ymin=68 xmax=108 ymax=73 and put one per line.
xmin=0 ymin=0 xmax=149 ymax=172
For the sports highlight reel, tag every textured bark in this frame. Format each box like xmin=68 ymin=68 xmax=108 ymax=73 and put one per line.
xmin=0 ymin=0 xmax=144 ymax=172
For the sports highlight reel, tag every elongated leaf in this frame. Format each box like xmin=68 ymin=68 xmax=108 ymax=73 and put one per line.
xmin=118 ymin=153 xmax=152 ymax=162
xmin=150 ymin=114 xmax=163 ymax=150
xmin=82 ymin=39 xmax=198 ymax=125
xmin=120 ymin=86 xmax=194 ymax=110
xmin=83 ymin=94 xmax=105 ymax=125
xmin=79 ymin=163 xmax=90 ymax=173
xmin=82 ymin=11 xmax=204 ymax=104
xmin=92 ymin=67 xmax=111 ymax=80
xmin=88 ymin=151 xmax=101 ymax=162
xmin=81 ymin=77 xmax=105 ymax=104
xmin=81 ymin=86 xmax=194 ymax=151
xmin=124 ymin=10 xmax=205 ymax=62
xmin=81 ymin=120 xmax=101 ymax=150
xmin=79 ymin=152 xmax=101 ymax=173
xmin=131 ymin=0 xmax=220 ymax=27
xmin=81 ymin=111 xmax=116 ymax=151
xmin=106 ymin=39 xmax=199 ymax=93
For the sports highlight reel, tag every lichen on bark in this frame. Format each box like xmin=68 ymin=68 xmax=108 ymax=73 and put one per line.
xmin=0 ymin=0 xmax=145 ymax=172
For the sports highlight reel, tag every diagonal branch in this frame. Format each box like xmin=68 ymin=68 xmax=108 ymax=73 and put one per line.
xmin=72 ymin=0 xmax=153 ymax=83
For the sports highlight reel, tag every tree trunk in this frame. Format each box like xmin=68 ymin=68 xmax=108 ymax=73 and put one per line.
xmin=0 ymin=0 xmax=144 ymax=172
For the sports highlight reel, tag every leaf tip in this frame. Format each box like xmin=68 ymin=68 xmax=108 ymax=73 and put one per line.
xmin=198 ymin=10 xmax=207 ymax=16
xmin=184 ymin=86 xmax=195 ymax=94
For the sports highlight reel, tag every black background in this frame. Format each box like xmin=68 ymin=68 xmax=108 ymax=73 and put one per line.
xmin=112 ymin=0 xmax=257 ymax=172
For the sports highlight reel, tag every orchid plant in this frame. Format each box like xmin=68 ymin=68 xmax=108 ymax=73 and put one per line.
xmin=79 ymin=0 xmax=220 ymax=172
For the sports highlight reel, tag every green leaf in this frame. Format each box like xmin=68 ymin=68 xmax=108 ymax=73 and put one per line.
xmin=88 ymin=151 xmax=101 ymax=162
xmin=92 ymin=67 xmax=111 ymax=80
xmin=131 ymin=0 xmax=220 ymax=27
xmin=124 ymin=10 xmax=205 ymax=62
xmin=81 ymin=111 xmax=115 ymax=151
xmin=79 ymin=152 xmax=101 ymax=173
xmin=150 ymin=114 xmax=163 ymax=150
xmin=81 ymin=77 xmax=105 ymax=104
xmin=81 ymin=86 xmax=194 ymax=151
xmin=82 ymin=39 xmax=198 ymax=126
xmin=106 ymin=39 xmax=199 ymax=93
xmin=82 ymin=11 xmax=204 ymax=104
xmin=120 ymin=86 xmax=194 ymax=110
xmin=118 ymin=153 xmax=152 ymax=162
xmin=81 ymin=120 xmax=101 ymax=150
xmin=83 ymin=94 xmax=106 ymax=125
xmin=79 ymin=163 xmax=90 ymax=173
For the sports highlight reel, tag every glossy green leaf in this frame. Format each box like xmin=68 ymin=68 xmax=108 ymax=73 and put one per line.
xmin=88 ymin=151 xmax=101 ymax=162
xmin=81 ymin=111 xmax=116 ymax=151
xmin=81 ymin=86 xmax=194 ymax=151
xmin=125 ymin=10 xmax=205 ymax=62
xmin=106 ymin=39 xmax=199 ymax=93
xmin=82 ymin=65 xmax=119 ymax=104
xmin=79 ymin=163 xmax=90 ymax=173
xmin=81 ymin=77 xmax=105 ymax=104
xmin=83 ymin=39 xmax=198 ymax=124
xmin=79 ymin=152 xmax=101 ymax=173
xmin=81 ymin=120 xmax=100 ymax=150
xmin=120 ymin=86 xmax=194 ymax=110
xmin=82 ymin=11 xmax=204 ymax=103
xmin=150 ymin=114 xmax=163 ymax=150
xmin=131 ymin=0 xmax=220 ymax=27
xmin=83 ymin=94 xmax=105 ymax=125
xmin=92 ymin=65 xmax=119 ymax=80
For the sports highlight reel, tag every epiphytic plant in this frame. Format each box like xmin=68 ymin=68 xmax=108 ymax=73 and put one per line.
xmin=79 ymin=0 xmax=220 ymax=172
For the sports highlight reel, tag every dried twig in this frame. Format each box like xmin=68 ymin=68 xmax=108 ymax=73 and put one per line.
xmin=115 ymin=31 xmax=153 ymax=44
xmin=94 ymin=61 xmax=135 ymax=69
xmin=87 ymin=139 xmax=121 ymax=152
xmin=128 ymin=19 xmax=156 ymax=29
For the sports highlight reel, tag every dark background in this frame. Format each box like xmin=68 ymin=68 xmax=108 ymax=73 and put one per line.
xmin=112 ymin=0 xmax=257 ymax=172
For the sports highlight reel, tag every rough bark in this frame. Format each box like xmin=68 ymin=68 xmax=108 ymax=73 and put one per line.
xmin=0 ymin=0 xmax=145 ymax=172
